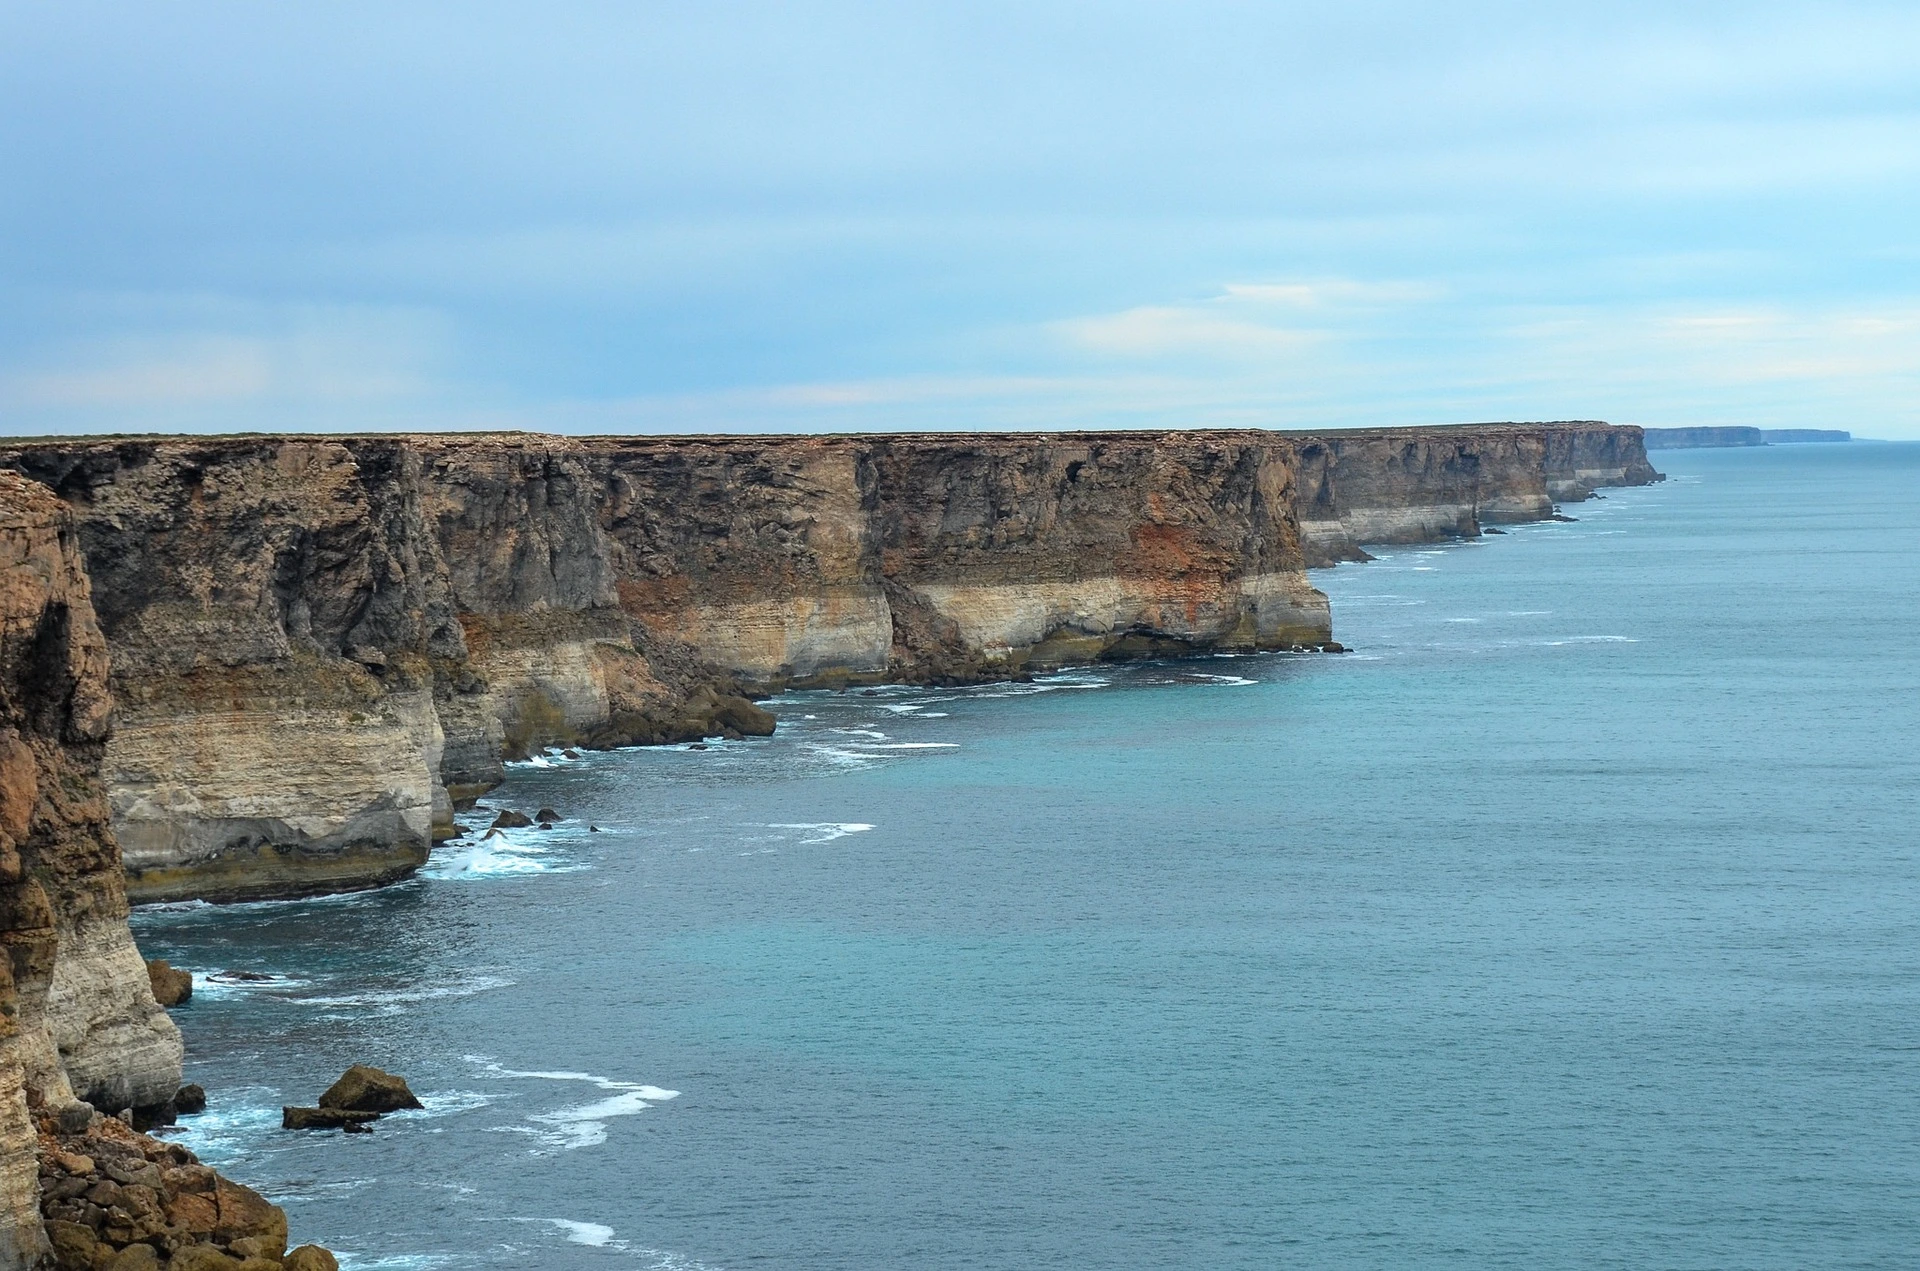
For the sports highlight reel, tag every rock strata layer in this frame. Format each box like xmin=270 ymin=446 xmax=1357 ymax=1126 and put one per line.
xmin=1 ymin=423 xmax=1655 ymax=903
xmin=1287 ymin=422 xmax=1662 ymax=566
xmin=0 ymin=474 xmax=312 ymax=1268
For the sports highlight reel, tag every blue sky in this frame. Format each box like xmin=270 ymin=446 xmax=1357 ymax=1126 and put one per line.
xmin=4 ymin=2 xmax=1918 ymax=436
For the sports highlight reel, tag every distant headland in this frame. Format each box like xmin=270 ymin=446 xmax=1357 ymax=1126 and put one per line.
xmin=1643 ymin=426 xmax=1852 ymax=449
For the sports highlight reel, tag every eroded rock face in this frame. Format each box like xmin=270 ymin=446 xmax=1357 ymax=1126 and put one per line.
xmin=1288 ymin=422 xmax=1663 ymax=567
xmin=0 ymin=425 xmax=1656 ymax=904
xmin=0 ymin=471 xmax=187 ymax=1266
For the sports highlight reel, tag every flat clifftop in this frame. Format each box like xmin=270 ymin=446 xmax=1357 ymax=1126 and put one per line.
xmin=0 ymin=421 xmax=1655 ymax=904
xmin=0 ymin=419 xmax=1631 ymax=449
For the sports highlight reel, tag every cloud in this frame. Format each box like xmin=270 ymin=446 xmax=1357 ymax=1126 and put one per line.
xmin=1 ymin=4 xmax=1918 ymax=436
xmin=0 ymin=299 xmax=462 ymax=432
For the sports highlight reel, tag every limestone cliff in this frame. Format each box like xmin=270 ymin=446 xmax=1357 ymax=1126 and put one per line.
xmin=0 ymin=471 xmax=185 ymax=1266
xmin=2 ymin=423 xmax=1654 ymax=904
xmin=1288 ymin=422 xmax=1662 ymax=566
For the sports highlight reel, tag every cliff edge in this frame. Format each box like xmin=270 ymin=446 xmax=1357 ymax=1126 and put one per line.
xmin=1 ymin=422 xmax=1655 ymax=904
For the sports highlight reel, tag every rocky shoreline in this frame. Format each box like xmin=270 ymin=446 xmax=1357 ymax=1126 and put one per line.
xmin=0 ymin=473 xmax=335 ymax=1269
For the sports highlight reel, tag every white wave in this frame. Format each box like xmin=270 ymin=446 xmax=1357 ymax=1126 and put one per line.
xmin=917 ymin=712 xmax=950 ymax=718
xmin=1542 ymin=636 xmax=1638 ymax=645
xmin=334 ymin=1256 xmax=463 ymax=1271
xmin=416 ymin=1089 xmax=497 ymax=1118
xmin=523 ymin=1222 xmax=726 ymax=1271
xmin=801 ymin=744 xmax=880 ymax=768
xmin=193 ymin=971 xmax=313 ymax=1000
xmin=156 ymin=1092 xmax=284 ymax=1168
xmin=471 ymin=1060 xmax=680 ymax=1154
xmin=767 ymin=822 xmax=873 ymax=844
xmin=301 ymin=974 xmax=512 ymax=1013
xmin=1443 ymin=618 xmax=1482 ymax=624
xmin=829 ymin=727 xmax=889 ymax=740
xmin=550 ymin=1220 xmax=618 ymax=1247
xmin=845 ymin=742 xmax=957 ymax=750
xmin=1506 ymin=610 xmax=1552 ymax=616
xmin=1187 ymin=672 xmax=1257 ymax=686
xmin=132 ymin=899 xmax=213 ymax=913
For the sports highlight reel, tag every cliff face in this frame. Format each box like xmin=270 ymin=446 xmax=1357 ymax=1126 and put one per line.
xmin=1 ymin=423 xmax=1654 ymax=905
xmin=0 ymin=472 xmax=184 ymax=1266
xmin=4 ymin=431 xmax=1336 ymax=903
xmin=1289 ymin=422 xmax=1661 ymax=566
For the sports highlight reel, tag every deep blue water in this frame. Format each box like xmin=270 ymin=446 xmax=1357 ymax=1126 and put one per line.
xmin=133 ymin=442 xmax=1920 ymax=1270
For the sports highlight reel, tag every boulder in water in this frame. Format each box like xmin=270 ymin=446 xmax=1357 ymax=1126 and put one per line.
xmin=318 ymin=1064 xmax=423 ymax=1113
xmin=535 ymin=807 xmax=560 ymax=822
xmin=489 ymin=809 xmax=533 ymax=830
xmin=146 ymin=958 xmax=193 ymax=1006
xmin=176 ymin=1083 xmax=207 ymax=1114
xmin=281 ymin=1106 xmax=380 ymax=1131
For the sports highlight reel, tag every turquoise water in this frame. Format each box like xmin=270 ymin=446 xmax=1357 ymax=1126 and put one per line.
xmin=133 ymin=443 xmax=1920 ymax=1270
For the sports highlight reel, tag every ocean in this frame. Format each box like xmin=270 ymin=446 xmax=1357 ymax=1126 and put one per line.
xmin=132 ymin=441 xmax=1920 ymax=1270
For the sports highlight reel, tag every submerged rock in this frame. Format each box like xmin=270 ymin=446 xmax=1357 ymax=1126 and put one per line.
xmin=317 ymin=1064 xmax=423 ymax=1114
xmin=281 ymin=1107 xmax=380 ymax=1131
xmin=145 ymin=959 xmax=193 ymax=1007
xmin=285 ymin=1245 xmax=342 ymax=1271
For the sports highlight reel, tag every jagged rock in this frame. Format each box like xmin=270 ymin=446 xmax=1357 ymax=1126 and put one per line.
xmin=129 ymin=1099 xmax=176 ymax=1132
xmin=489 ymin=810 xmax=533 ymax=831
xmin=145 ymin=960 xmax=193 ymax=1007
xmin=281 ymin=1107 xmax=380 ymax=1131
xmin=167 ymin=1246 xmax=243 ymax=1271
xmin=103 ymin=1242 xmax=161 ymax=1270
xmin=45 ymin=1218 xmax=99 ymax=1268
xmin=318 ymin=1064 xmax=423 ymax=1113
xmin=285 ymin=1244 xmax=342 ymax=1271
xmin=175 ymin=1084 xmax=207 ymax=1115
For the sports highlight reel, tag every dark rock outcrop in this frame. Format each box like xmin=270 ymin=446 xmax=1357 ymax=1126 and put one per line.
xmin=280 ymin=1107 xmax=378 ymax=1132
xmin=144 ymin=962 xmax=191 ymax=1008
xmin=316 ymin=1065 xmax=421 ymax=1114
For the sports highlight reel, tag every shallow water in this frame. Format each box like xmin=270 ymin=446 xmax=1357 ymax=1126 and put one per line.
xmin=134 ymin=443 xmax=1920 ymax=1270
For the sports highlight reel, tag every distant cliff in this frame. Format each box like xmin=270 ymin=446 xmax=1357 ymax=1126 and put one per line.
xmin=1762 ymin=429 xmax=1851 ymax=444
xmin=1643 ymin=426 xmax=1765 ymax=449
xmin=1288 ymin=422 xmax=1661 ymax=566
xmin=1 ymin=422 xmax=1654 ymax=904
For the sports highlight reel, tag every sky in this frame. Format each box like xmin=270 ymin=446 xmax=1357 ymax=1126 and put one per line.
xmin=3 ymin=2 xmax=1918 ymax=437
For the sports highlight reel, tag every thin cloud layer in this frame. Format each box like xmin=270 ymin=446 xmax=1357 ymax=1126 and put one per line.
xmin=1 ymin=2 xmax=1915 ymax=435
